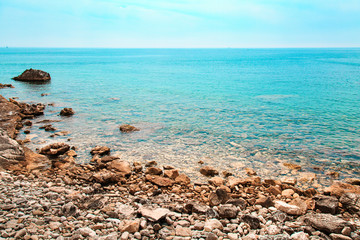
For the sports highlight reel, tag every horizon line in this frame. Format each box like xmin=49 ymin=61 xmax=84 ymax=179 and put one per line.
xmin=1 ymin=46 xmax=360 ymax=49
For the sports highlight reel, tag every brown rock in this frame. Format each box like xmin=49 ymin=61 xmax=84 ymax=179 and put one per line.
xmin=245 ymin=168 xmax=257 ymax=176
xmin=280 ymin=177 xmax=297 ymax=186
xmin=0 ymin=129 xmax=24 ymax=169
xmin=209 ymin=176 xmax=224 ymax=186
xmin=175 ymin=173 xmax=191 ymax=185
xmin=90 ymin=146 xmax=110 ymax=156
xmin=344 ymin=178 xmax=360 ymax=186
xmin=92 ymin=169 xmax=123 ymax=184
xmin=119 ymin=124 xmax=140 ymax=133
xmin=120 ymin=220 xmax=139 ymax=233
xmin=139 ymin=207 xmax=171 ymax=222
xmin=283 ymin=162 xmax=301 ymax=170
xmin=255 ymin=196 xmax=274 ymax=207
xmin=107 ymin=160 xmax=132 ymax=176
xmin=24 ymin=147 xmax=51 ymax=171
xmin=274 ymin=200 xmax=304 ymax=215
xmin=60 ymin=108 xmax=75 ymax=116
xmin=304 ymin=213 xmax=351 ymax=234
xmin=289 ymin=198 xmax=308 ymax=215
xmin=0 ymin=84 xmax=14 ymax=89
xmin=209 ymin=188 xmax=230 ymax=206
xmin=324 ymin=181 xmax=360 ymax=197
xmin=39 ymin=143 xmax=70 ymax=156
xmin=145 ymin=167 xmax=162 ymax=175
xmin=164 ymin=169 xmax=179 ymax=179
xmin=0 ymin=95 xmax=21 ymax=138
xmin=200 ymin=166 xmax=219 ymax=177
xmin=146 ymin=175 xmax=174 ymax=187
xmin=314 ymin=195 xmax=339 ymax=214
xmin=13 ymin=69 xmax=51 ymax=82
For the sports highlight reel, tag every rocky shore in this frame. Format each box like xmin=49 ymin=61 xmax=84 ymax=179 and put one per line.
xmin=0 ymin=92 xmax=360 ymax=240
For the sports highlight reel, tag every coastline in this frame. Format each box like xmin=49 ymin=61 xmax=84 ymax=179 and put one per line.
xmin=0 ymin=91 xmax=360 ymax=239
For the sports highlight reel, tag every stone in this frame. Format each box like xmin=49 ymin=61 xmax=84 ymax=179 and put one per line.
xmin=175 ymin=173 xmax=191 ymax=185
xmin=267 ymin=225 xmax=281 ymax=235
xmin=120 ymin=220 xmax=139 ymax=233
xmin=339 ymin=192 xmax=360 ymax=216
xmin=217 ymin=204 xmax=239 ymax=219
xmin=60 ymin=108 xmax=75 ymax=116
xmin=227 ymin=197 xmax=248 ymax=209
xmin=329 ymin=234 xmax=352 ymax=240
xmin=281 ymin=177 xmax=297 ymax=186
xmin=282 ymin=189 xmax=295 ymax=198
xmin=200 ymin=166 xmax=219 ymax=176
xmin=289 ymin=198 xmax=308 ymax=215
xmin=0 ymin=95 xmax=21 ymax=138
xmin=204 ymin=219 xmax=223 ymax=231
xmin=62 ymin=202 xmax=78 ymax=216
xmin=209 ymin=176 xmax=224 ymax=186
xmin=0 ymin=128 xmax=24 ymax=169
xmin=164 ymin=169 xmax=179 ymax=179
xmin=13 ymin=69 xmax=51 ymax=82
xmin=314 ymin=195 xmax=339 ymax=214
xmin=24 ymin=147 xmax=51 ymax=171
xmin=304 ymin=213 xmax=350 ymax=234
xmin=175 ymin=226 xmax=192 ymax=237
xmin=255 ymin=196 xmax=274 ymax=207
xmin=283 ymin=162 xmax=301 ymax=170
xmin=39 ymin=143 xmax=70 ymax=156
xmin=90 ymin=146 xmax=110 ymax=156
xmin=92 ymin=169 xmax=122 ymax=184
xmin=184 ymin=202 xmax=209 ymax=214
xmin=120 ymin=232 xmax=129 ymax=240
xmin=77 ymin=227 xmax=96 ymax=238
xmin=206 ymin=232 xmax=218 ymax=240
xmin=209 ymin=188 xmax=230 ymax=206
xmin=245 ymin=167 xmax=257 ymax=176
xmin=14 ymin=228 xmax=27 ymax=239
xmin=145 ymin=167 xmax=162 ymax=175
xmin=119 ymin=124 xmax=140 ymax=133
xmin=145 ymin=175 xmax=174 ymax=187
xmin=228 ymin=233 xmax=239 ymax=240
xmin=299 ymin=172 xmax=317 ymax=182
xmin=324 ymin=181 xmax=360 ymax=197
xmin=241 ymin=214 xmax=261 ymax=229
xmin=107 ymin=160 xmax=132 ymax=176
xmin=267 ymin=185 xmax=282 ymax=196
xmin=344 ymin=178 xmax=360 ymax=185
xmin=290 ymin=232 xmax=309 ymax=240
xmin=139 ymin=207 xmax=171 ymax=222
xmin=275 ymin=200 xmax=303 ymax=215
xmin=0 ymin=83 xmax=14 ymax=89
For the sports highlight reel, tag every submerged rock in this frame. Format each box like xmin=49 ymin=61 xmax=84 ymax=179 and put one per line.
xmin=119 ymin=124 xmax=140 ymax=133
xmin=60 ymin=108 xmax=75 ymax=116
xmin=13 ymin=68 xmax=51 ymax=82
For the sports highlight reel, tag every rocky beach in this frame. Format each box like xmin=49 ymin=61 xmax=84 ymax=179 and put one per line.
xmin=1 ymin=82 xmax=360 ymax=240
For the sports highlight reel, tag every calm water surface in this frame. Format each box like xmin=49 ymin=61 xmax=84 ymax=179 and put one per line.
xmin=1 ymin=48 xmax=359 ymax=184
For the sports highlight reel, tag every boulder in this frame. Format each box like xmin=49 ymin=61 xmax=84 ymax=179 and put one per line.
xmin=200 ymin=166 xmax=219 ymax=177
xmin=324 ymin=181 xmax=360 ymax=197
xmin=119 ymin=124 xmax=139 ymax=133
xmin=13 ymin=69 xmax=51 ymax=82
xmin=164 ymin=169 xmax=179 ymax=179
xmin=90 ymin=146 xmax=110 ymax=156
xmin=175 ymin=173 xmax=191 ymax=185
xmin=314 ymin=195 xmax=339 ymax=214
xmin=217 ymin=204 xmax=239 ymax=219
xmin=107 ymin=160 xmax=132 ymax=176
xmin=60 ymin=108 xmax=75 ymax=116
xmin=304 ymin=213 xmax=351 ymax=234
xmin=23 ymin=147 xmax=51 ymax=171
xmin=0 ymin=129 xmax=24 ymax=169
xmin=39 ymin=143 xmax=70 ymax=156
xmin=145 ymin=175 xmax=174 ymax=187
xmin=339 ymin=193 xmax=360 ymax=216
xmin=209 ymin=188 xmax=230 ymax=206
xmin=0 ymin=95 xmax=21 ymax=138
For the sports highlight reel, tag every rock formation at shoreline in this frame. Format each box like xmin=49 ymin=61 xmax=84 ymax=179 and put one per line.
xmin=12 ymin=69 xmax=51 ymax=82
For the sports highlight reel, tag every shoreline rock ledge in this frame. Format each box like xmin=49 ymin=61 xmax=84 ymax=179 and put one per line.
xmin=12 ymin=68 xmax=51 ymax=82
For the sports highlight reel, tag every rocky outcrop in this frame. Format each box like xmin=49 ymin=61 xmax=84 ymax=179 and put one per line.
xmin=0 ymin=129 xmax=24 ymax=170
xmin=0 ymin=95 xmax=21 ymax=138
xmin=39 ymin=143 xmax=70 ymax=156
xmin=60 ymin=108 xmax=75 ymax=117
xmin=119 ymin=124 xmax=140 ymax=133
xmin=0 ymin=84 xmax=14 ymax=89
xmin=13 ymin=69 xmax=51 ymax=82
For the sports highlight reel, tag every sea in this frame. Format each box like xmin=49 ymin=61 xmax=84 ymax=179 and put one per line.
xmin=1 ymin=48 xmax=359 ymax=185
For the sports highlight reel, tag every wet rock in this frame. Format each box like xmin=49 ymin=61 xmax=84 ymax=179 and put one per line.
xmin=304 ymin=213 xmax=350 ymax=234
xmin=13 ymin=68 xmax=51 ymax=82
xmin=281 ymin=177 xmax=297 ymax=186
xmin=339 ymin=193 xmax=360 ymax=216
xmin=107 ymin=160 xmax=132 ymax=176
xmin=145 ymin=175 xmax=174 ymax=187
xmin=90 ymin=146 xmax=110 ymax=156
xmin=0 ymin=129 xmax=24 ymax=169
xmin=314 ymin=195 xmax=339 ymax=214
xmin=241 ymin=214 xmax=261 ymax=229
xmin=39 ymin=143 xmax=70 ymax=156
xmin=200 ymin=166 xmax=219 ymax=177
xmin=164 ymin=169 xmax=179 ymax=179
xmin=275 ymin=200 xmax=303 ymax=215
xmin=217 ymin=204 xmax=238 ymax=219
xmin=145 ymin=167 xmax=162 ymax=175
xmin=245 ymin=167 xmax=257 ymax=176
xmin=283 ymin=162 xmax=301 ymax=170
xmin=60 ymin=108 xmax=75 ymax=116
xmin=344 ymin=178 xmax=360 ymax=186
xmin=119 ymin=124 xmax=140 ymax=133
xmin=139 ymin=207 xmax=171 ymax=222
xmin=0 ymin=83 xmax=14 ymax=89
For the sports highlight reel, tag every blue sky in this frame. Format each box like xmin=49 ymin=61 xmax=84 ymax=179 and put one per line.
xmin=1 ymin=0 xmax=359 ymax=48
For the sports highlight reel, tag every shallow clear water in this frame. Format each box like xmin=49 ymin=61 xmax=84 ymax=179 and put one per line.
xmin=1 ymin=48 xmax=360 ymax=183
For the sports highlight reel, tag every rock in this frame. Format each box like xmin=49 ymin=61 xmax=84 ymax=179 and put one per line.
xmin=283 ymin=162 xmax=301 ymax=170
xmin=329 ymin=234 xmax=352 ymax=240
xmin=314 ymin=195 xmax=339 ymax=214
xmin=39 ymin=143 xmax=70 ymax=156
xmin=77 ymin=227 xmax=96 ymax=238
xmin=267 ymin=185 xmax=282 ymax=196
xmin=175 ymin=226 xmax=192 ymax=237
xmin=299 ymin=172 xmax=317 ymax=182
xmin=175 ymin=173 xmax=191 ymax=185
xmin=14 ymin=228 xmax=27 ymax=239
xmin=289 ymin=198 xmax=308 ymax=215
xmin=209 ymin=188 xmax=230 ymax=206
xmin=145 ymin=175 xmax=174 ymax=187
xmin=120 ymin=220 xmax=139 ymax=233
xmin=290 ymin=232 xmax=309 ymax=240
xmin=0 ymin=128 xmax=24 ymax=169
xmin=200 ymin=166 xmax=219 ymax=177
xmin=120 ymin=232 xmax=129 ymax=240
xmin=204 ymin=219 xmax=223 ymax=231
xmin=60 ymin=108 xmax=75 ymax=116
xmin=107 ymin=160 xmax=132 ymax=176
xmin=282 ymin=189 xmax=295 ymax=198
xmin=228 ymin=233 xmax=239 ymax=240
xmin=227 ymin=197 xmax=247 ymax=209
xmin=255 ymin=196 xmax=274 ymax=207
xmin=275 ymin=200 xmax=303 ymax=215
xmin=209 ymin=176 xmax=224 ymax=186
xmin=184 ymin=202 xmax=209 ymax=214
xmin=90 ymin=146 xmax=110 ymax=156
xmin=0 ymin=83 xmax=14 ymax=89
xmin=145 ymin=167 xmax=162 ymax=175
xmin=139 ymin=207 xmax=171 ymax=222
xmin=217 ymin=204 xmax=238 ymax=219
xmin=304 ymin=213 xmax=350 ymax=234
xmin=281 ymin=177 xmax=297 ymax=186
xmin=267 ymin=225 xmax=281 ymax=235
xmin=339 ymin=193 xmax=360 ymax=216
xmin=206 ymin=232 xmax=219 ymax=240
xmin=245 ymin=167 xmax=257 ymax=176
xmin=324 ymin=181 xmax=360 ymax=197
xmin=13 ymin=69 xmax=51 ymax=82
xmin=24 ymin=147 xmax=51 ymax=171
xmin=0 ymin=95 xmax=21 ymax=138
xmin=92 ymin=169 xmax=122 ymax=184
xmin=62 ymin=202 xmax=78 ymax=216
xmin=164 ymin=169 xmax=179 ymax=179
xmin=119 ymin=124 xmax=140 ymax=133
xmin=344 ymin=178 xmax=360 ymax=185
xmin=241 ymin=214 xmax=261 ymax=229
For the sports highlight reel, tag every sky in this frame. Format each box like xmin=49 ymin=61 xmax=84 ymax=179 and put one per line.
xmin=0 ymin=0 xmax=360 ymax=48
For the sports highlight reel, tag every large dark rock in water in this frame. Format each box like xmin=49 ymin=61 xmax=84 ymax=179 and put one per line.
xmin=13 ymin=69 xmax=51 ymax=82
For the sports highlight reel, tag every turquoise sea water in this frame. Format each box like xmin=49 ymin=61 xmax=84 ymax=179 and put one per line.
xmin=1 ymin=48 xmax=359 ymax=184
